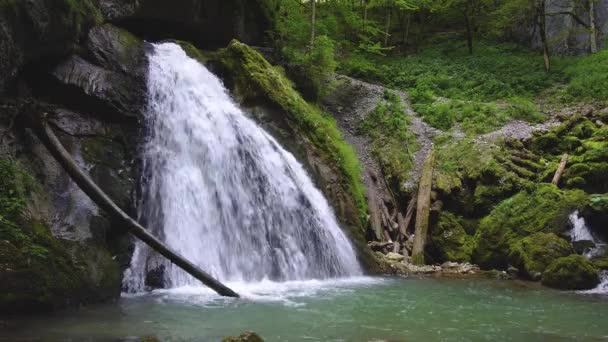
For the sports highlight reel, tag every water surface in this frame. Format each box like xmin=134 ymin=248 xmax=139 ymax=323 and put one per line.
xmin=3 ymin=277 xmax=607 ymax=341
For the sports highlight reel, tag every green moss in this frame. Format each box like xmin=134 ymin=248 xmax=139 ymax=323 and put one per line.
xmin=472 ymin=184 xmax=588 ymax=270
xmin=542 ymin=255 xmax=600 ymax=290
xmin=508 ymin=233 xmax=573 ymax=280
xmin=430 ymin=212 xmax=474 ymax=263
xmin=213 ymin=40 xmax=367 ymax=225
xmin=359 ymin=91 xmax=417 ymax=189
xmin=0 ymin=159 xmax=119 ymax=313
xmin=593 ymin=255 xmax=608 ymax=270
xmin=177 ymin=40 xmax=210 ymax=63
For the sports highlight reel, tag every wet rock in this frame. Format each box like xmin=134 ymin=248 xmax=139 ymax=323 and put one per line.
xmin=573 ymin=240 xmax=597 ymax=255
xmin=542 ymin=255 xmax=600 ymax=290
xmin=50 ymin=24 xmax=147 ymax=120
xmin=223 ymin=331 xmax=264 ymax=342
xmin=0 ymin=0 xmax=102 ymax=92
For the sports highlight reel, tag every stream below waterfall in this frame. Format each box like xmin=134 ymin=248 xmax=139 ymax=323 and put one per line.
xmin=2 ymin=277 xmax=608 ymax=341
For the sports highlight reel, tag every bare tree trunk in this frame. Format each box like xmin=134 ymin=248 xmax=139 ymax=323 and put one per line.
xmin=384 ymin=2 xmax=392 ymax=47
xmin=538 ymin=0 xmax=551 ymax=72
xmin=411 ymin=149 xmax=435 ymax=265
xmin=311 ymin=0 xmax=316 ymax=48
xmin=24 ymin=110 xmax=239 ymax=298
xmin=404 ymin=13 xmax=411 ymax=45
xmin=464 ymin=11 xmax=474 ymax=55
xmin=552 ymin=153 xmax=569 ymax=186
xmin=589 ymin=0 xmax=598 ymax=53
xmin=368 ymin=194 xmax=384 ymax=241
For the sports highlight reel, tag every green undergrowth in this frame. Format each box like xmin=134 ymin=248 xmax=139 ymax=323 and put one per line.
xmin=359 ymin=90 xmax=417 ymax=189
xmin=341 ymin=40 xmax=607 ymax=134
xmin=340 ymin=41 xmax=562 ymax=134
xmin=213 ymin=40 xmax=367 ymax=226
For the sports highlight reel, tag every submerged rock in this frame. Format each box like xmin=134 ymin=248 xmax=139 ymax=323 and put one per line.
xmin=223 ymin=331 xmax=264 ymax=342
xmin=542 ymin=255 xmax=600 ymax=290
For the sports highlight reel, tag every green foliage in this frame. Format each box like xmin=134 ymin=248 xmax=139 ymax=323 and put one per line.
xmin=360 ymin=91 xmax=417 ymax=186
xmin=508 ymin=232 xmax=573 ymax=279
xmin=564 ymin=46 xmax=608 ymax=103
xmin=342 ymin=42 xmax=556 ymax=133
xmin=542 ymin=255 xmax=600 ymax=290
xmin=472 ymin=184 xmax=588 ymax=270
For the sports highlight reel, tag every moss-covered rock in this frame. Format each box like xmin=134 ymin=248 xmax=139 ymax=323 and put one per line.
xmin=508 ymin=233 xmax=573 ymax=280
xmin=472 ymin=184 xmax=588 ymax=270
xmin=541 ymin=255 xmax=600 ymax=290
xmin=0 ymin=159 xmax=121 ymax=313
xmin=430 ymin=212 xmax=474 ymax=263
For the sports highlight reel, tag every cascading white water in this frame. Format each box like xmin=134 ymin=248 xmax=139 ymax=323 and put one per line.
xmin=123 ymin=43 xmax=361 ymax=292
xmin=568 ymin=210 xmax=608 ymax=294
xmin=569 ymin=210 xmax=606 ymax=259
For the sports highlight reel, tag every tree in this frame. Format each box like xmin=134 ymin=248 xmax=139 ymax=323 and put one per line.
xmin=432 ymin=0 xmax=489 ymax=55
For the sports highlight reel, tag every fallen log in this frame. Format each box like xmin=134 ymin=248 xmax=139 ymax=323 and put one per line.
xmin=24 ymin=111 xmax=239 ymax=298
xmin=551 ymin=153 xmax=569 ymax=186
xmin=411 ymin=148 xmax=435 ymax=265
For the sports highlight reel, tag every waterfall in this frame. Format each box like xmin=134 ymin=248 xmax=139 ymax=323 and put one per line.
xmin=568 ymin=210 xmax=606 ymax=259
xmin=123 ymin=43 xmax=361 ymax=292
xmin=569 ymin=211 xmax=608 ymax=294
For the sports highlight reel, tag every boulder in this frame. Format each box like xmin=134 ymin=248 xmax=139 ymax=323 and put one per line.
xmin=572 ymin=240 xmax=597 ymax=255
xmin=49 ymin=24 xmax=147 ymax=120
xmin=223 ymin=331 xmax=264 ymax=342
xmin=472 ymin=184 xmax=588 ymax=270
xmin=430 ymin=212 xmax=474 ymax=263
xmin=508 ymin=232 xmax=573 ymax=280
xmin=542 ymin=255 xmax=600 ymax=290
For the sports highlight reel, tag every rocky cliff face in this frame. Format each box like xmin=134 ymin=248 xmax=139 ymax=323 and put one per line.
xmin=536 ymin=0 xmax=607 ymax=55
xmin=0 ymin=0 xmax=277 ymax=314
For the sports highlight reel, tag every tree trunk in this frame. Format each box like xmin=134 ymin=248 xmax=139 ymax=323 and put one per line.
xmin=411 ymin=149 xmax=435 ymax=265
xmin=463 ymin=8 xmax=473 ymax=54
xmin=404 ymin=13 xmax=411 ymax=45
xmin=384 ymin=2 xmax=392 ymax=47
xmin=538 ymin=0 xmax=551 ymax=72
xmin=24 ymin=110 xmax=239 ymax=298
xmin=589 ymin=0 xmax=598 ymax=53
xmin=368 ymin=194 xmax=384 ymax=241
xmin=311 ymin=0 xmax=316 ymax=48
xmin=551 ymin=153 xmax=569 ymax=186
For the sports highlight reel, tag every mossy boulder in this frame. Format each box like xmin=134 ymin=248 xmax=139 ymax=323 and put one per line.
xmin=472 ymin=184 xmax=588 ymax=270
xmin=508 ymin=233 xmax=573 ymax=280
xmin=0 ymin=159 xmax=121 ymax=313
xmin=430 ymin=212 xmax=474 ymax=263
xmin=541 ymin=255 xmax=600 ymax=290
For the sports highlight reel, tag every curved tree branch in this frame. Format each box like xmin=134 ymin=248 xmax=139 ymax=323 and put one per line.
xmin=23 ymin=109 xmax=239 ymax=298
